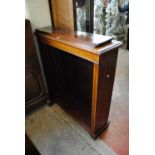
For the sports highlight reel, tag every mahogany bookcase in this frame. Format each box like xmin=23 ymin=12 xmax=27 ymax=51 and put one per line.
xmin=35 ymin=27 xmax=122 ymax=139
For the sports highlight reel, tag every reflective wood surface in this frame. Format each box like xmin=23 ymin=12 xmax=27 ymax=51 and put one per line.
xmin=36 ymin=28 xmax=122 ymax=138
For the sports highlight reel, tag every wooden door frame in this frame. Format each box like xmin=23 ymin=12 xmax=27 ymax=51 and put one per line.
xmin=48 ymin=0 xmax=94 ymax=32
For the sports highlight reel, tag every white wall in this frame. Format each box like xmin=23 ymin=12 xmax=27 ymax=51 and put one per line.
xmin=25 ymin=0 xmax=52 ymax=31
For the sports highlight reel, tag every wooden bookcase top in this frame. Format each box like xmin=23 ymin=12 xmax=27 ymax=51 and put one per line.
xmin=36 ymin=27 xmax=122 ymax=64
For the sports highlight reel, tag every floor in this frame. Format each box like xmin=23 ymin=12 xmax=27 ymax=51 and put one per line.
xmin=26 ymin=48 xmax=129 ymax=155
xmin=26 ymin=104 xmax=117 ymax=155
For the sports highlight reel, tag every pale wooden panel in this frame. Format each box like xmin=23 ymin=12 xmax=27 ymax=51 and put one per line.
xmin=50 ymin=0 xmax=75 ymax=32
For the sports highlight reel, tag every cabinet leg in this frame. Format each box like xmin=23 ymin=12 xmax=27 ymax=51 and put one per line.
xmin=90 ymin=121 xmax=110 ymax=140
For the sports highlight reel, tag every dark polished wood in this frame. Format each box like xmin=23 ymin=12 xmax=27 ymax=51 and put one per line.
xmin=36 ymin=27 xmax=122 ymax=138
xmin=36 ymin=27 xmax=112 ymax=48
xmin=73 ymin=0 xmax=77 ymax=31
xmin=25 ymin=20 xmax=49 ymax=113
xmin=86 ymin=0 xmax=94 ymax=33
xmin=36 ymin=27 xmax=121 ymax=64
xmin=93 ymin=49 xmax=118 ymax=137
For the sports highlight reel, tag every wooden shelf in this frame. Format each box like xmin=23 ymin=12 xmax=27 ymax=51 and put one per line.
xmin=58 ymin=94 xmax=91 ymax=130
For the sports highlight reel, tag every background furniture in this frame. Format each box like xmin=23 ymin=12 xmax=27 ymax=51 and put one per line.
xmin=25 ymin=19 xmax=49 ymax=113
xmin=48 ymin=0 xmax=75 ymax=31
xmin=36 ymin=27 xmax=122 ymax=138
xmin=74 ymin=0 xmax=128 ymax=45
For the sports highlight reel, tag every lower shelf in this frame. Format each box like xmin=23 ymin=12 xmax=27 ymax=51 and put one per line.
xmin=57 ymin=94 xmax=92 ymax=132
xmin=57 ymin=98 xmax=110 ymax=139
